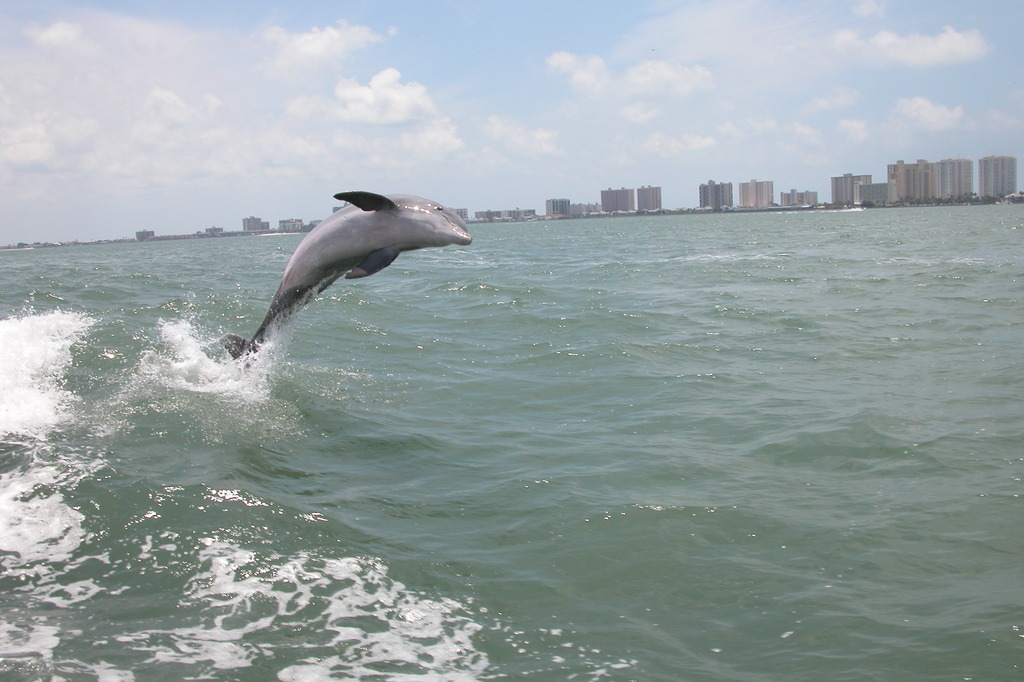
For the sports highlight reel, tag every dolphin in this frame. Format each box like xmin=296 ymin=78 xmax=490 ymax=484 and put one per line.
xmin=220 ymin=191 xmax=472 ymax=359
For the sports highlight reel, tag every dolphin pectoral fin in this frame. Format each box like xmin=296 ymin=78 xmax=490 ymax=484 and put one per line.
xmin=345 ymin=247 xmax=402 ymax=279
xmin=220 ymin=333 xmax=249 ymax=360
xmin=333 ymin=191 xmax=399 ymax=212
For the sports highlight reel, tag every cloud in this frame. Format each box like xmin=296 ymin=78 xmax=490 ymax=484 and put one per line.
xmin=786 ymin=122 xmax=822 ymax=146
xmin=286 ymin=69 xmax=437 ymax=125
xmin=621 ymin=103 xmax=660 ymax=124
xmin=401 ymin=118 xmax=464 ymax=159
xmin=262 ymin=20 xmax=382 ymax=71
xmin=130 ymin=87 xmax=223 ymax=159
xmin=643 ymin=131 xmax=716 ymax=157
xmin=833 ymin=26 xmax=989 ymax=67
xmin=623 ymin=61 xmax=713 ymax=97
xmin=548 ymin=52 xmax=712 ymax=99
xmin=331 ymin=68 xmax=436 ymax=124
xmin=546 ymin=52 xmax=610 ymax=95
xmin=851 ymin=0 xmax=886 ymax=19
xmin=327 ymin=116 xmax=464 ymax=171
xmin=838 ymin=119 xmax=869 ymax=143
xmin=485 ymin=115 xmax=561 ymax=156
xmin=890 ymin=96 xmax=964 ymax=131
xmin=25 ymin=21 xmax=95 ymax=52
xmin=803 ymin=86 xmax=858 ymax=114
xmin=0 ymin=106 xmax=99 ymax=172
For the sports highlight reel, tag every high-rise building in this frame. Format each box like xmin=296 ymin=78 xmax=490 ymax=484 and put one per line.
xmin=601 ymin=187 xmax=635 ymax=212
xmin=738 ymin=179 xmax=774 ymax=208
xmin=699 ymin=180 xmax=733 ymax=210
xmin=887 ymin=159 xmax=937 ymax=202
xmin=978 ymin=156 xmax=1017 ymax=198
xmin=473 ymin=208 xmax=537 ymax=221
xmin=937 ymin=158 xmax=974 ymax=199
xmin=855 ymin=183 xmax=890 ymax=205
xmin=780 ymin=189 xmax=818 ymax=206
xmin=546 ymin=198 xmax=571 ymax=216
xmin=636 ymin=185 xmax=663 ymax=211
xmin=831 ymin=173 xmax=872 ymax=205
xmin=279 ymin=218 xmax=304 ymax=232
xmin=242 ymin=216 xmax=266 ymax=232
xmin=569 ymin=203 xmax=599 ymax=216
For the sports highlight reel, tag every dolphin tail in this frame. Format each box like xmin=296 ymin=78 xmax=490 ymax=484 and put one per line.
xmin=220 ymin=333 xmax=251 ymax=360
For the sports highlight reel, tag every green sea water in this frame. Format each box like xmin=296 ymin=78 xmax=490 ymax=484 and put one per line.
xmin=1 ymin=205 xmax=1021 ymax=680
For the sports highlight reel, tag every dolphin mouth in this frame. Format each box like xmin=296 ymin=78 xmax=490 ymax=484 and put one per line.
xmin=453 ymin=228 xmax=472 ymax=245
xmin=442 ymin=215 xmax=472 ymax=245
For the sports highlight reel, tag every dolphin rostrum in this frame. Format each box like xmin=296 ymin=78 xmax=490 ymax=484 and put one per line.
xmin=220 ymin=191 xmax=472 ymax=359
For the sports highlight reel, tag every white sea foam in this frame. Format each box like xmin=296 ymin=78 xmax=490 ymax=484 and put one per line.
xmin=121 ymin=319 xmax=307 ymax=442
xmin=131 ymin=538 xmax=489 ymax=678
xmin=0 ymin=311 xmax=95 ymax=570
xmin=0 ymin=621 xmax=61 ymax=677
xmin=136 ymin=319 xmax=280 ymax=402
xmin=0 ymin=310 xmax=93 ymax=438
xmin=0 ymin=461 xmax=86 ymax=566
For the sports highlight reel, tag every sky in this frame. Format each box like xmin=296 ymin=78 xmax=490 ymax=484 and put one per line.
xmin=1 ymin=0 xmax=1022 ymax=243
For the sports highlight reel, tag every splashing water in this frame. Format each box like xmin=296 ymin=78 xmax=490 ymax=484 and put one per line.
xmin=0 ymin=310 xmax=93 ymax=439
xmin=136 ymin=319 xmax=284 ymax=402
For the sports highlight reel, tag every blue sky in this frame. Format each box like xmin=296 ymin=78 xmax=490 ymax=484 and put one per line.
xmin=1 ymin=0 xmax=1021 ymax=242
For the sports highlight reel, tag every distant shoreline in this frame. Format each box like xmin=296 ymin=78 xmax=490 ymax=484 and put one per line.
xmin=3 ymin=200 xmax=1020 ymax=251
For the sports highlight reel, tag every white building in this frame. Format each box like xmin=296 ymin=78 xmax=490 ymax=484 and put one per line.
xmin=779 ymin=189 xmax=818 ymax=206
xmin=545 ymin=198 xmax=571 ymax=216
xmin=636 ymin=185 xmax=663 ymax=211
xmin=978 ymin=156 xmax=1017 ymax=198
xmin=937 ymin=158 xmax=973 ymax=199
xmin=699 ymin=180 xmax=733 ymax=210
xmin=738 ymin=179 xmax=774 ymax=208
xmin=831 ymin=173 xmax=871 ymax=205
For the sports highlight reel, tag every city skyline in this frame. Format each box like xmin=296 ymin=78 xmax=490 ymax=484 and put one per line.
xmin=157 ymin=150 xmax=1024 ymax=236
xmin=9 ymin=149 xmax=1018 ymax=245
xmin=1 ymin=1 xmax=1022 ymax=243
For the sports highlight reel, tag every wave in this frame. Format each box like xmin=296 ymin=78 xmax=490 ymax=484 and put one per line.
xmin=0 ymin=310 xmax=94 ymax=439
xmin=130 ymin=538 xmax=489 ymax=678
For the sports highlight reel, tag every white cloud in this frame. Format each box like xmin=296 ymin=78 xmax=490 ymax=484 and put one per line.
xmin=547 ymin=52 xmax=713 ymax=127
xmin=129 ymin=87 xmax=223 ymax=160
xmin=890 ymin=96 xmax=964 ymax=131
xmin=0 ymin=109 xmax=99 ymax=171
xmin=401 ymin=118 xmax=464 ymax=159
xmin=803 ymin=86 xmax=858 ymax=114
xmin=331 ymin=68 xmax=436 ymax=124
xmin=25 ymin=21 xmax=94 ymax=52
xmin=838 ymin=119 xmax=869 ymax=143
xmin=548 ymin=52 xmax=711 ymax=99
xmin=786 ymin=122 xmax=822 ymax=146
xmin=546 ymin=52 xmax=610 ymax=95
xmin=262 ymin=20 xmax=382 ymax=71
xmin=0 ymin=120 xmax=55 ymax=169
xmin=851 ymin=0 xmax=886 ymax=19
xmin=485 ymin=115 xmax=561 ymax=156
xmin=623 ymin=61 xmax=713 ymax=97
xmin=286 ymin=68 xmax=438 ymax=125
xmin=621 ymin=103 xmax=660 ymax=124
xmin=326 ymin=117 xmax=464 ymax=171
xmin=834 ymin=26 xmax=989 ymax=67
xmin=643 ymin=131 xmax=716 ymax=157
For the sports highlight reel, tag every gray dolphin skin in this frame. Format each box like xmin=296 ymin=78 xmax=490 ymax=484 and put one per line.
xmin=220 ymin=191 xmax=472 ymax=359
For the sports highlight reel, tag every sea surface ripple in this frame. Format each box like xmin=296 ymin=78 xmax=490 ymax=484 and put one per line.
xmin=0 ymin=205 xmax=1021 ymax=680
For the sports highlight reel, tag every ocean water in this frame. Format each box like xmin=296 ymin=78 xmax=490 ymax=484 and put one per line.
xmin=0 ymin=205 xmax=1021 ymax=681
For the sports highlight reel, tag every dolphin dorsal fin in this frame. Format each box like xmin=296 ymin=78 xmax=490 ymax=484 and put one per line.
xmin=333 ymin=191 xmax=399 ymax=212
